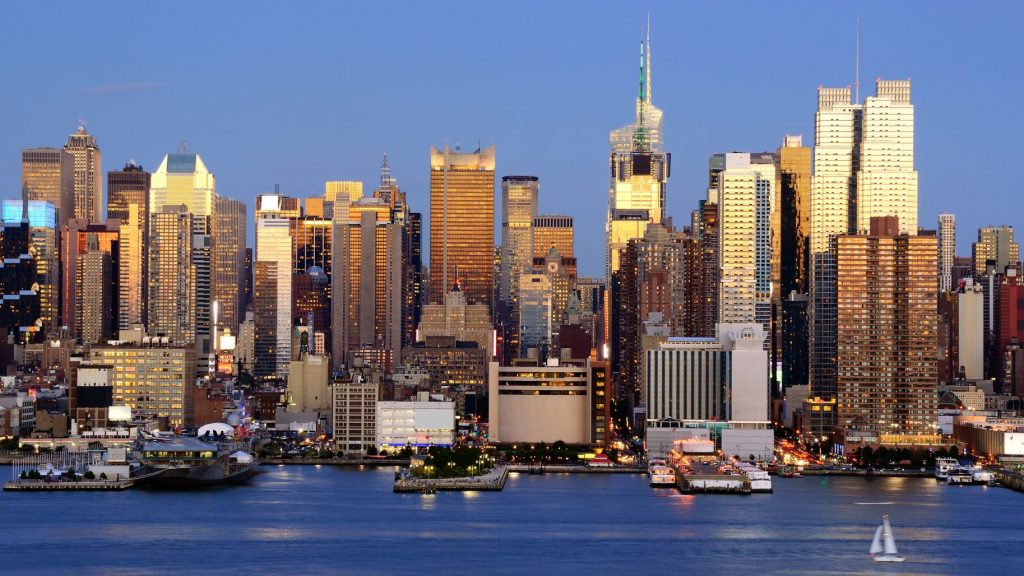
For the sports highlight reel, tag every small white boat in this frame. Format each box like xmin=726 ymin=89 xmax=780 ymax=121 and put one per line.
xmin=869 ymin=515 xmax=904 ymax=563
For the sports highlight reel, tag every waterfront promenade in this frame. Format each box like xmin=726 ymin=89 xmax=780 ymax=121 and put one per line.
xmin=394 ymin=465 xmax=509 ymax=492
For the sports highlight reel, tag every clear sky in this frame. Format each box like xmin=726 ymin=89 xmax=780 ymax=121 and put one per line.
xmin=1 ymin=1 xmax=1019 ymax=276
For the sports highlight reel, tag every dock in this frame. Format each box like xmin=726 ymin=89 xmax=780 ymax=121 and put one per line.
xmin=674 ymin=461 xmax=751 ymax=494
xmin=506 ymin=465 xmax=644 ymax=474
xmin=4 ymin=479 xmax=133 ymax=491
xmin=394 ymin=465 xmax=508 ymax=493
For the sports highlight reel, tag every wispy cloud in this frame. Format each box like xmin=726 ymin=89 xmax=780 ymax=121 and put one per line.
xmin=84 ymin=81 xmax=164 ymax=95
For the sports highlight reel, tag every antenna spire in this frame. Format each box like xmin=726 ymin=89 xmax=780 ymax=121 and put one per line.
xmin=633 ymin=27 xmax=649 ymax=152
xmin=645 ymin=13 xmax=652 ymax=104
xmin=855 ymin=17 xmax=861 ymax=104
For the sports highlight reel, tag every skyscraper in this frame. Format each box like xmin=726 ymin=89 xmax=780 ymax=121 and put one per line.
xmin=429 ymin=144 xmax=496 ymax=309
xmin=108 ymin=162 xmax=151 ymax=330
xmin=716 ymin=152 xmax=775 ymax=331
xmin=533 ymin=214 xmax=574 ymax=259
xmin=330 ymin=195 xmax=403 ymax=367
xmin=855 ymin=80 xmax=917 ymax=235
xmin=938 ymin=213 xmax=956 ymax=293
xmin=76 ymin=239 xmax=115 ymax=343
xmin=0 ymin=203 xmax=42 ymax=344
xmin=21 ymin=147 xmax=74 ymax=226
xmin=150 ymin=150 xmax=216 ymax=370
xmin=62 ymin=219 xmax=120 ymax=341
xmin=518 ymin=273 xmax=552 ymax=359
xmin=835 ymin=217 xmax=938 ymax=441
xmin=606 ymin=30 xmax=669 ymax=276
xmin=254 ymin=195 xmax=293 ymax=378
xmin=2 ymin=199 xmax=57 ymax=334
xmin=64 ymin=124 xmax=103 ymax=223
xmin=972 ymin=225 xmax=1019 ymax=276
xmin=212 ymin=196 xmax=247 ymax=334
xmin=148 ymin=206 xmax=194 ymax=344
xmin=775 ymin=136 xmax=811 ymax=390
xmin=500 ymin=175 xmax=538 ymax=307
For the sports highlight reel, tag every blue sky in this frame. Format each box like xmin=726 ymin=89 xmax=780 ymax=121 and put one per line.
xmin=1 ymin=1 xmax=1019 ymax=276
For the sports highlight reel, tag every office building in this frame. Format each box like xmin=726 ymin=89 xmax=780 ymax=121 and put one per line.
xmin=22 ymin=147 xmax=74 ymax=226
xmin=418 ymin=284 xmax=492 ymax=355
xmin=76 ymin=238 xmax=116 ymax=343
xmin=429 ymin=144 xmax=495 ymax=308
xmin=533 ymin=214 xmax=574 ymax=259
xmin=488 ymin=357 xmax=610 ymax=446
xmin=973 ymin=225 xmax=1019 ymax=277
xmin=644 ymin=323 xmax=769 ymax=423
xmin=376 ymin=398 xmax=455 ymax=449
xmin=254 ymin=195 xmax=293 ymax=378
xmin=606 ymin=31 xmax=669 ymax=277
xmin=938 ymin=213 xmax=955 ymax=293
xmin=88 ymin=333 xmax=196 ymax=427
xmin=835 ymin=217 xmax=938 ymax=442
xmin=108 ymin=163 xmax=151 ymax=329
xmin=500 ymin=175 xmax=538 ymax=306
xmin=324 ymin=180 xmax=363 ymax=219
xmin=64 ymin=125 xmax=102 ymax=223
xmin=0 ymin=206 xmax=42 ymax=344
xmin=959 ymin=280 xmax=985 ymax=381
xmin=286 ymin=353 xmax=331 ymax=413
xmin=518 ymin=273 xmax=552 ymax=359
xmin=402 ymin=336 xmax=489 ymax=389
xmin=2 ymin=200 xmax=58 ymax=334
xmin=777 ymin=136 xmax=812 ymax=297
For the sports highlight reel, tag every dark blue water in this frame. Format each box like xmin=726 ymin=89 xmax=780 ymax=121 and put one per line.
xmin=4 ymin=465 xmax=1023 ymax=575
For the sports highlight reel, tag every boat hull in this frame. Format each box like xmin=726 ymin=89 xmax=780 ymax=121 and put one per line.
xmin=135 ymin=462 xmax=258 ymax=488
xmin=872 ymin=556 xmax=905 ymax=563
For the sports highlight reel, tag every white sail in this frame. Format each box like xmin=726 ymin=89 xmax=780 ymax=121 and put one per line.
xmin=882 ymin=516 xmax=899 ymax=555
xmin=869 ymin=525 xmax=884 ymax=555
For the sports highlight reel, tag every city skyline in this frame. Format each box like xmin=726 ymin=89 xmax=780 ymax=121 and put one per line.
xmin=1 ymin=2 xmax=1020 ymax=276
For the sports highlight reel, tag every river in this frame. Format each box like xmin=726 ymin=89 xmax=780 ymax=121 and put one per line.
xmin=4 ymin=465 xmax=1022 ymax=575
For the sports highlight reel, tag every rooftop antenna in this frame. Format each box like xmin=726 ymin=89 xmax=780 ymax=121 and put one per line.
xmin=632 ymin=24 xmax=649 ymax=152
xmin=645 ymin=13 xmax=652 ymax=105
xmin=274 ymin=183 xmax=280 ymax=195
xmin=176 ymin=140 xmax=191 ymax=154
xmin=855 ymin=17 xmax=860 ymax=104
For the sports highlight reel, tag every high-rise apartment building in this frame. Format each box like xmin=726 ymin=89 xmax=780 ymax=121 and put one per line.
xmin=22 ymin=147 xmax=74 ymax=225
xmin=775 ymin=136 xmax=812 ymax=391
xmin=64 ymin=125 xmax=102 ymax=223
xmin=500 ymin=175 xmax=538 ymax=307
xmin=62 ymin=219 xmax=120 ymax=341
xmin=2 ymin=200 xmax=58 ymax=334
xmin=938 ymin=213 xmax=956 ymax=293
xmin=108 ymin=163 xmax=151 ymax=330
xmin=835 ymin=217 xmax=938 ymax=442
xmin=212 ymin=196 xmax=247 ymax=334
xmin=254 ymin=195 xmax=293 ymax=378
xmin=533 ymin=215 xmax=574 ymax=259
xmin=716 ymin=152 xmax=775 ymax=331
xmin=148 ymin=206 xmax=194 ymax=344
xmin=429 ymin=144 xmax=496 ymax=309
xmin=972 ymin=225 xmax=1019 ymax=277
xmin=76 ymin=241 xmax=115 ymax=343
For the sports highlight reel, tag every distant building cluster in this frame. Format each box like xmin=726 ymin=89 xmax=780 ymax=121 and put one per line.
xmin=3 ymin=27 xmax=1023 ymax=462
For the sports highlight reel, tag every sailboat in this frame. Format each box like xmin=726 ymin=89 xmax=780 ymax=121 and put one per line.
xmin=869 ymin=515 xmax=905 ymax=562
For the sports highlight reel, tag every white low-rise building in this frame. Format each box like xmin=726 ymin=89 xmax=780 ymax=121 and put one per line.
xmin=377 ymin=395 xmax=455 ymax=449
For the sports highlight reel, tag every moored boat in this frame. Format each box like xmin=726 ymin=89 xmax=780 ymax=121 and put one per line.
xmin=132 ymin=431 xmax=258 ymax=488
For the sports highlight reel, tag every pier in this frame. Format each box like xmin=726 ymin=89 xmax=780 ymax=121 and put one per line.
xmin=394 ymin=465 xmax=509 ymax=493
xmin=674 ymin=461 xmax=751 ymax=494
xmin=506 ymin=465 xmax=644 ymax=474
xmin=4 ymin=479 xmax=133 ymax=491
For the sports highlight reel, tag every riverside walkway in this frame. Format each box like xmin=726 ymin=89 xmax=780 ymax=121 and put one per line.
xmin=394 ymin=465 xmax=508 ymax=493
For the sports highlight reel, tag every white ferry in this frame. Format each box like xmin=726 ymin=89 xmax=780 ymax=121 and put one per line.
xmin=734 ymin=462 xmax=773 ymax=493
xmin=648 ymin=460 xmax=675 ymax=487
xmin=934 ymin=457 xmax=958 ymax=480
xmin=946 ymin=468 xmax=974 ymax=485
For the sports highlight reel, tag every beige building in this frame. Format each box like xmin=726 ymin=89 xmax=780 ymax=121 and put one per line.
xmin=972 ymin=225 xmax=1019 ymax=276
xmin=418 ymin=286 xmax=492 ymax=355
xmin=88 ymin=333 xmax=197 ymax=426
xmin=64 ymin=125 xmax=102 ymax=223
xmin=533 ymin=214 xmax=574 ymax=259
xmin=500 ymin=175 xmax=538 ymax=307
xmin=286 ymin=354 xmax=331 ymax=413
xmin=22 ymin=147 xmax=74 ymax=225
xmin=76 ymin=246 xmax=115 ymax=344
xmin=488 ymin=358 xmax=610 ymax=446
